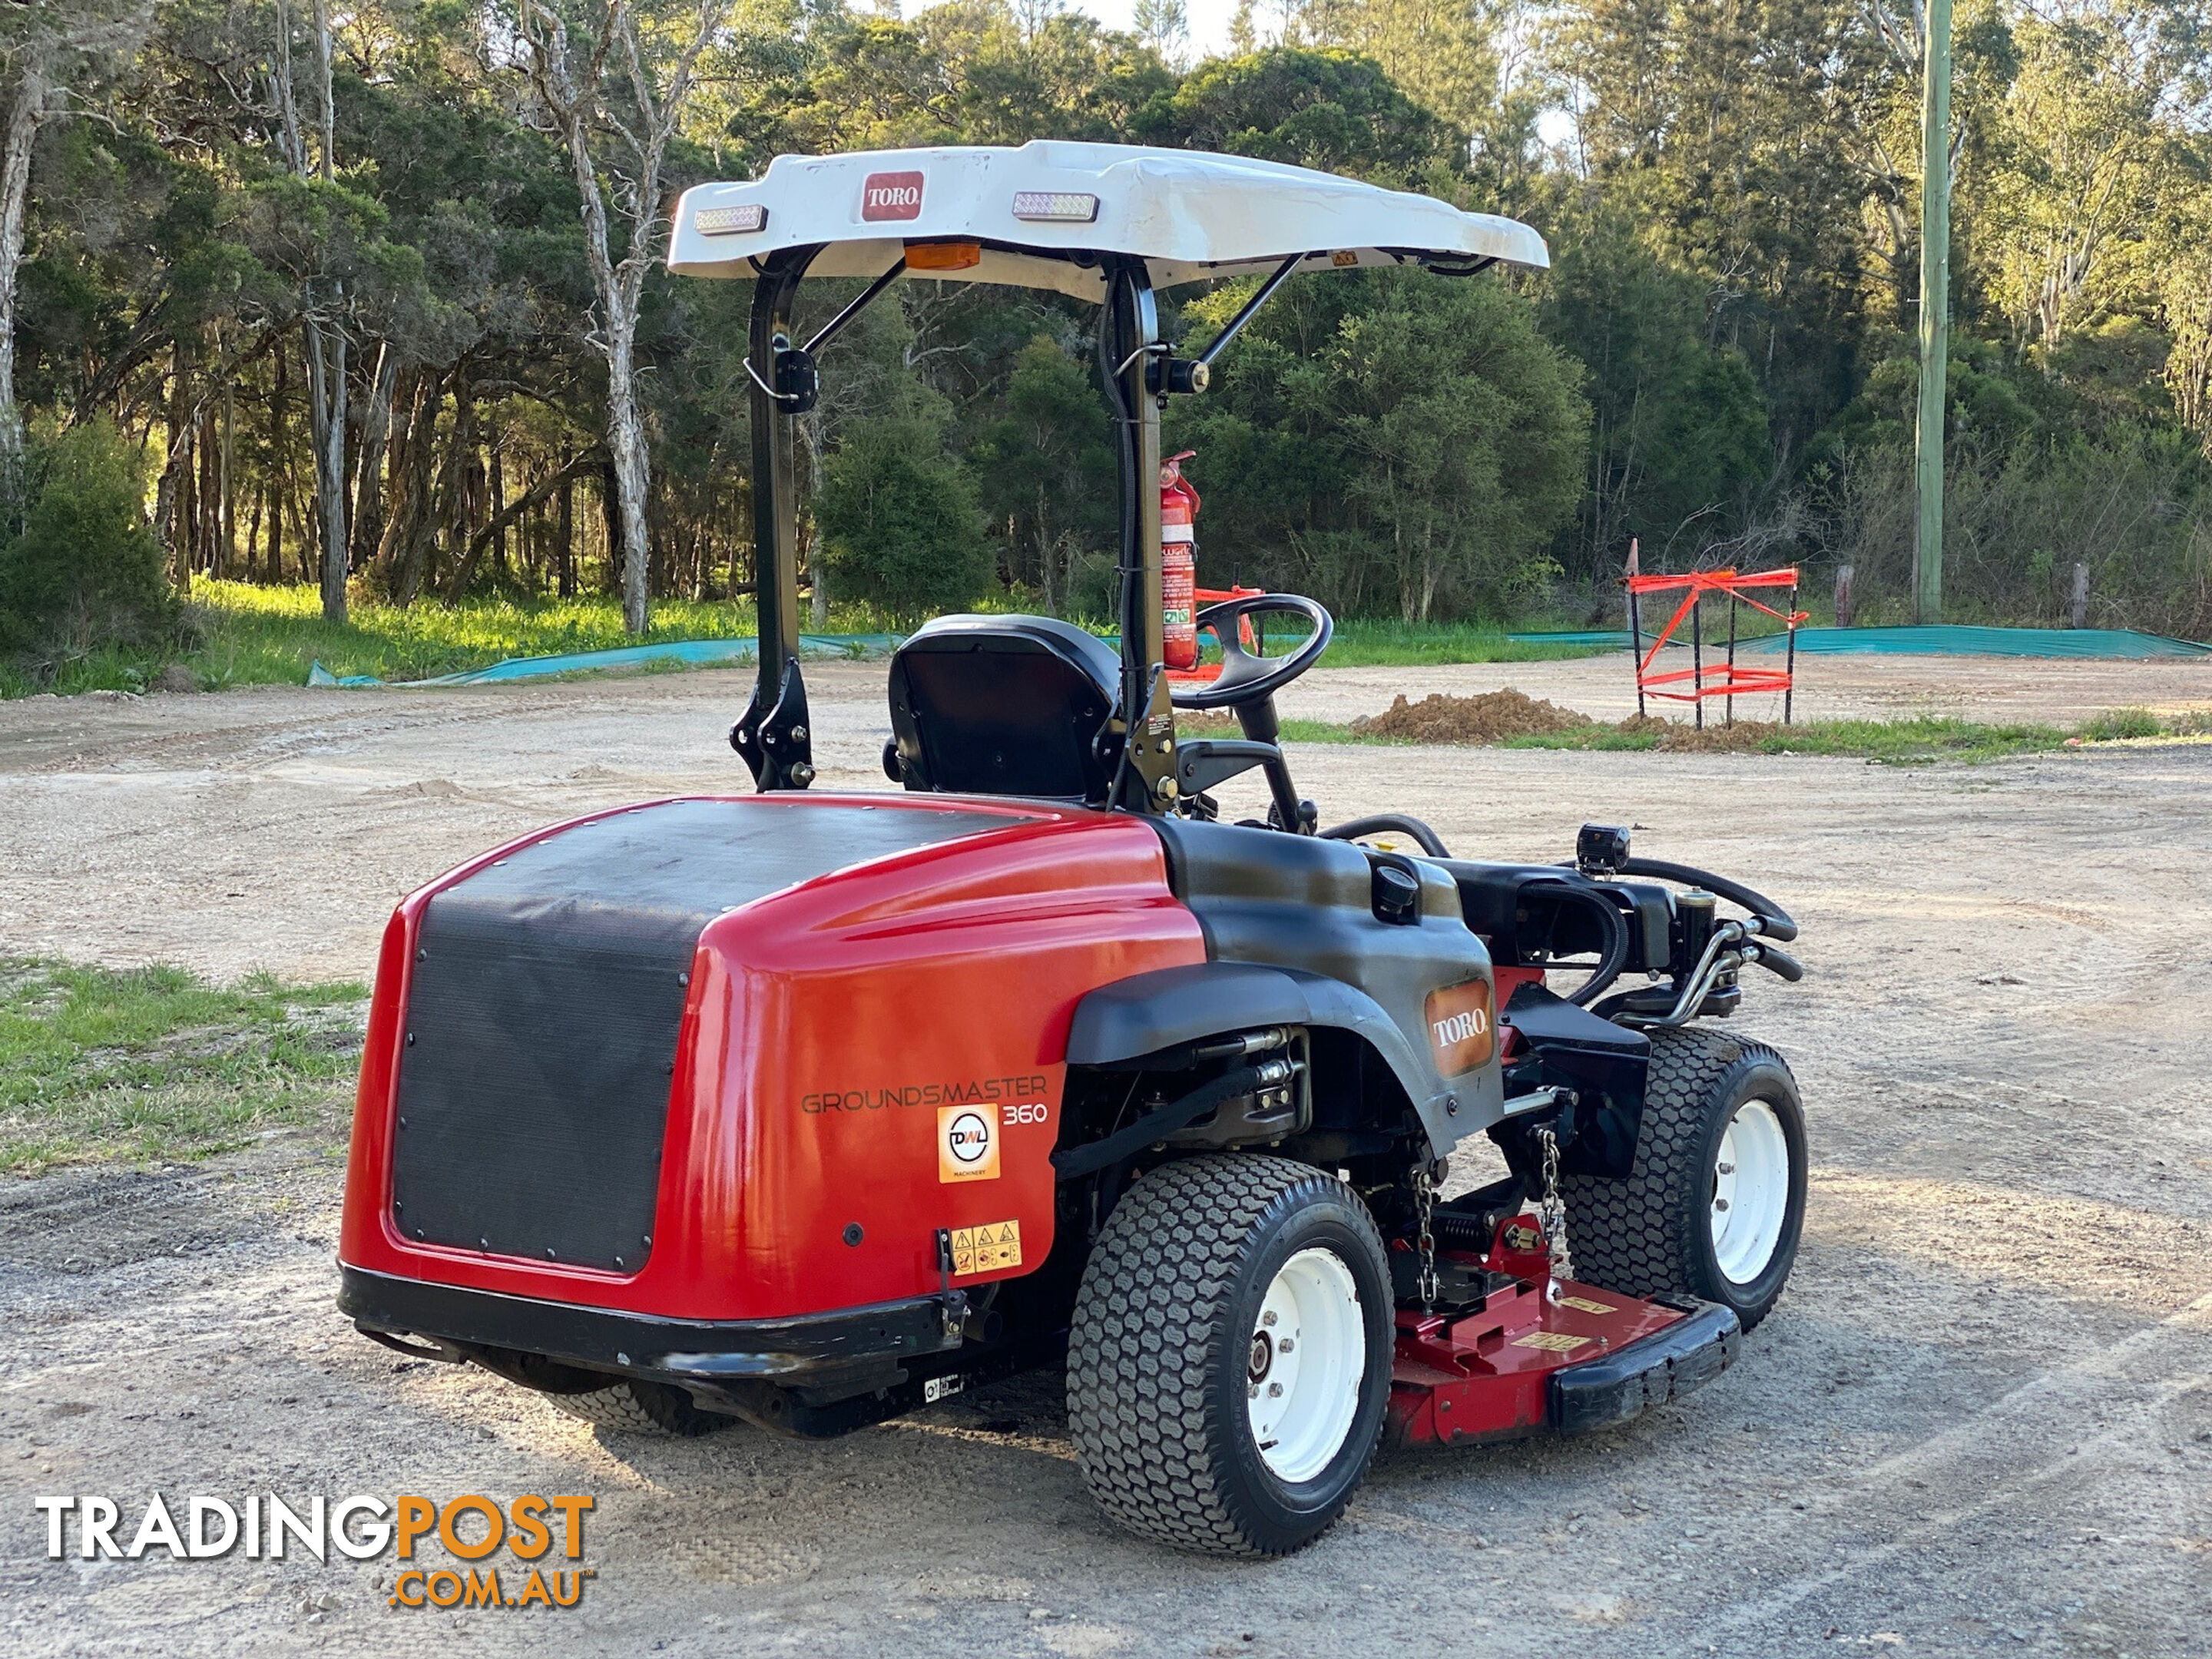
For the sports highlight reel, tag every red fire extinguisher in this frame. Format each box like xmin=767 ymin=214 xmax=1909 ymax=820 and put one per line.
xmin=1161 ymin=450 xmax=1200 ymax=671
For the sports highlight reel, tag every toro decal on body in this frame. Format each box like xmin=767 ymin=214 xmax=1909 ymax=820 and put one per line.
xmin=1423 ymin=978 xmax=1495 ymax=1076
xmin=860 ymin=171 xmax=925 ymax=222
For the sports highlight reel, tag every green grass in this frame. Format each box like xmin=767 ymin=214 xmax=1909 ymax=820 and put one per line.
xmin=1320 ymin=619 xmax=1608 ymax=667
xmin=1262 ymin=708 xmax=2212 ymax=763
xmin=3 ymin=583 xmax=1611 ymax=697
xmin=1495 ymin=716 xmax=2079 ymax=762
xmin=0 ymin=959 xmax=368 ymax=1174
xmin=183 ymin=581 xmax=783 ymax=689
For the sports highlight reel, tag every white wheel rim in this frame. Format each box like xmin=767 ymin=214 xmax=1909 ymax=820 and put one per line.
xmin=1711 ymin=1099 xmax=1790 ymax=1285
xmin=1246 ymin=1247 xmax=1366 ymax=1484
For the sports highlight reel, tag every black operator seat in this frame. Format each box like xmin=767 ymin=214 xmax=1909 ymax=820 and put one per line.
xmin=886 ymin=614 xmax=1121 ymax=803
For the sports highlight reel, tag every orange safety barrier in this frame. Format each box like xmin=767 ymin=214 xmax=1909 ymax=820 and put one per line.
xmin=1166 ymin=585 xmax=1268 ymax=684
xmin=1627 ymin=567 xmax=1808 ymax=726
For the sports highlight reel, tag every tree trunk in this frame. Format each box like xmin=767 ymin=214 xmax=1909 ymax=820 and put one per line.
xmin=598 ymin=459 xmax=622 ymax=597
xmin=1035 ymin=487 xmax=1055 ymax=615
xmin=303 ymin=317 xmax=349 ymax=618
xmin=220 ymin=379 xmax=237 ymax=576
xmin=488 ymin=441 xmax=508 ymax=584
xmin=524 ymin=2 xmax=724 ymax=634
xmin=351 ymin=345 xmax=398 ymax=575
xmin=0 ymin=55 xmax=51 ymax=518
xmin=278 ymin=0 xmax=351 ymax=619
xmin=381 ymin=372 xmax=442 ymax=607
xmin=160 ymin=336 xmax=194 ymax=592
xmin=556 ymin=452 xmax=576 ymax=598
xmin=260 ymin=346 xmax=285 ymax=584
xmin=429 ymin=372 xmax=475 ymax=594
xmin=604 ymin=325 xmax=653 ymax=632
xmin=197 ymin=398 xmax=218 ymax=575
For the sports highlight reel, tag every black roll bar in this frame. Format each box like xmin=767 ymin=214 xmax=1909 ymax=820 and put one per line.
xmin=803 ymin=257 xmax=907 ymax=356
xmin=1194 ymin=253 xmax=1305 ymax=369
xmin=733 ymin=240 xmax=1386 ymax=806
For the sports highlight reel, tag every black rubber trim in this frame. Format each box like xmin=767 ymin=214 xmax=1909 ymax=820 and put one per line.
xmin=1546 ymin=1299 xmax=1741 ymax=1435
xmin=339 ymin=1266 xmax=960 ymax=1382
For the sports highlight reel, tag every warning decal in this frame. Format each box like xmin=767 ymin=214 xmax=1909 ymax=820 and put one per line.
xmin=1510 ymin=1330 xmax=1594 ymax=1353
xmin=949 ymin=1220 xmax=1022 ymax=1277
xmin=1556 ymin=1295 xmax=1618 ymax=1316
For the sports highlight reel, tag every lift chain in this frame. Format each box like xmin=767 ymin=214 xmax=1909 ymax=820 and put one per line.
xmin=1412 ymin=1164 xmax=1440 ymax=1313
xmin=1535 ymin=1124 xmax=1572 ymax=1283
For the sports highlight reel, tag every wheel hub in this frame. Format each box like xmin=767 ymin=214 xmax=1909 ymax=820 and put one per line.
xmin=1711 ymin=1098 xmax=1790 ymax=1285
xmin=1246 ymin=1247 xmax=1365 ymax=1484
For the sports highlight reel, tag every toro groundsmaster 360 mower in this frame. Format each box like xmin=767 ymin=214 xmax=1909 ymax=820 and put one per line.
xmin=339 ymin=143 xmax=1809 ymax=1557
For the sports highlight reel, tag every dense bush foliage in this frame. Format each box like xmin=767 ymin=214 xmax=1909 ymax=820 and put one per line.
xmin=1171 ymin=269 xmax=1588 ymax=619
xmin=4 ymin=0 xmax=2210 ymax=661
xmin=814 ymin=417 xmax=992 ymax=621
xmin=0 ymin=422 xmax=177 ymax=671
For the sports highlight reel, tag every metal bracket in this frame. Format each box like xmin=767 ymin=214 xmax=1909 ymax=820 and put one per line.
xmin=729 ymin=654 xmax=815 ymax=790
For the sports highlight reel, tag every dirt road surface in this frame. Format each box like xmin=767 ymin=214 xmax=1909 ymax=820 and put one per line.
xmin=4 ymin=657 xmax=2210 ymax=1657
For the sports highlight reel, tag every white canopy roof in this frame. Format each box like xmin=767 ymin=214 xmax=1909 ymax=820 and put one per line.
xmin=666 ymin=141 xmax=1548 ymax=300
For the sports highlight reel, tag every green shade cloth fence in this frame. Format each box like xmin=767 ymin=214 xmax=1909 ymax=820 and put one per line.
xmin=1511 ymin=626 xmax=2210 ymax=658
xmin=307 ymin=623 xmax=2209 ymax=688
xmin=307 ymin=634 xmax=904 ymax=687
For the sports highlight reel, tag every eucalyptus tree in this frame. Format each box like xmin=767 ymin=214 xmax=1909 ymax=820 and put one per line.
xmin=508 ymin=0 xmax=731 ymax=635
xmin=0 ymin=0 xmax=155 ymax=521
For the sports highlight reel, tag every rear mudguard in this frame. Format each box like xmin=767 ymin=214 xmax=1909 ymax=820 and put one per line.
xmin=1145 ymin=819 xmax=1507 ymax=1152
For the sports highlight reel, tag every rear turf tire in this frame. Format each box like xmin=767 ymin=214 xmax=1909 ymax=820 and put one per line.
xmin=548 ymin=1379 xmax=733 ymax=1438
xmin=1066 ymin=1155 xmax=1392 ymax=1557
xmin=1560 ymin=1028 xmax=1806 ymax=1332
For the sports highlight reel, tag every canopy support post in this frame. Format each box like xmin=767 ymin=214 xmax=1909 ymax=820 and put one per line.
xmin=731 ymin=245 xmax=820 ymax=791
xmin=1101 ymin=259 xmax=1174 ymax=815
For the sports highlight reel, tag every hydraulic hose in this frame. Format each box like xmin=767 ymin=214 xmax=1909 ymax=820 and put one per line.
xmin=1318 ymin=814 xmax=1452 ymax=858
xmin=1542 ymin=881 xmax=1631 ymax=1008
xmin=1617 ymin=856 xmax=1798 ymax=942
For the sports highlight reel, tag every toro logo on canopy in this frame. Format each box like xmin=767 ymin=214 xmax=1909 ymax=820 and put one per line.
xmin=860 ymin=171 xmax=925 ymax=222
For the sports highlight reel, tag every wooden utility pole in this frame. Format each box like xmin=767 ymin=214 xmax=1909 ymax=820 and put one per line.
xmin=1914 ymin=0 xmax=1953 ymax=624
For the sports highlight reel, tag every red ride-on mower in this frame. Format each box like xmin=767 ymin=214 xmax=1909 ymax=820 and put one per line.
xmin=339 ymin=144 xmax=1810 ymax=1556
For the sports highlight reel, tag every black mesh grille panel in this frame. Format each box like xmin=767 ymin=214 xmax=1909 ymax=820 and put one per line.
xmin=388 ymin=799 xmax=1015 ymax=1271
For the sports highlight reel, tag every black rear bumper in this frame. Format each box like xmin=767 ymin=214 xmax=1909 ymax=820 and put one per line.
xmin=1547 ymin=1299 xmax=1741 ymax=1435
xmin=339 ymin=1265 xmax=965 ymax=1387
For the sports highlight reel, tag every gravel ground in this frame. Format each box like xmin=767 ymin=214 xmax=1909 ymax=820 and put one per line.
xmin=3 ymin=656 xmax=2210 ymax=1657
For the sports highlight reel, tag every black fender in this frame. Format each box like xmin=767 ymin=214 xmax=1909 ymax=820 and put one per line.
xmin=1065 ymin=961 xmax=1440 ymax=1127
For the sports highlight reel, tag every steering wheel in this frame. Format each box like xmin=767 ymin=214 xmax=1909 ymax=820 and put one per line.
xmin=1169 ymin=593 xmax=1334 ymax=711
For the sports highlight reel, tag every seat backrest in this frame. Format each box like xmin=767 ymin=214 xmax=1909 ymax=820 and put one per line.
xmin=886 ymin=614 xmax=1121 ymax=803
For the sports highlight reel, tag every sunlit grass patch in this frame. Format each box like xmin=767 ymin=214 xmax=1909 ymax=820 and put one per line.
xmin=0 ymin=959 xmax=368 ymax=1174
xmin=1264 ymin=709 xmax=2209 ymax=763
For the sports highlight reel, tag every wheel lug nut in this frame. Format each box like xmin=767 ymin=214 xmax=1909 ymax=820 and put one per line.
xmin=1262 ymin=1312 xmax=1277 ymax=1327
xmin=1268 ymin=1382 xmax=1283 ymax=1397
xmin=1278 ymin=1339 xmax=1294 ymax=1353
xmin=1714 ymin=1197 xmax=1730 ymax=1212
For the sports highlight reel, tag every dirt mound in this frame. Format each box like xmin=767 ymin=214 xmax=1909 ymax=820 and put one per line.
xmin=1644 ymin=717 xmax=1785 ymax=753
xmin=1351 ymin=689 xmax=1594 ymax=742
xmin=1608 ymin=714 xmax=1785 ymax=753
